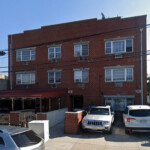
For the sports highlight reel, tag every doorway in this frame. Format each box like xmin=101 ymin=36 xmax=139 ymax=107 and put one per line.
xmin=73 ymin=96 xmax=83 ymax=109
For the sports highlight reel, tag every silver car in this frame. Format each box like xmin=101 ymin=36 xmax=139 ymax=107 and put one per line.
xmin=82 ymin=106 xmax=114 ymax=134
xmin=0 ymin=125 xmax=45 ymax=150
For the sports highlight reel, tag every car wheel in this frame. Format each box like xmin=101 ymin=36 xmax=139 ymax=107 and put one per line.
xmin=125 ymin=128 xmax=132 ymax=135
xmin=107 ymin=127 xmax=112 ymax=134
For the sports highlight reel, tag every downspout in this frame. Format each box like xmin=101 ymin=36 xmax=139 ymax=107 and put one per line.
xmin=140 ymin=28 xmax=143 ymax=105
xmin=10 ymin=35 xmax=13 ymax=90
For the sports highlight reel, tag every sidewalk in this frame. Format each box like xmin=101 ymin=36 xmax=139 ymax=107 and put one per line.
xmin=45 ymin=122 xmax=150 ymax=150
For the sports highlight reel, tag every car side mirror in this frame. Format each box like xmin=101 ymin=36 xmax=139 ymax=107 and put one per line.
xmin=111 ymin=112 xmax=114 ymax=115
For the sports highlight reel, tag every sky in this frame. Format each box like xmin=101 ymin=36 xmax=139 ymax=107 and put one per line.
xmin=0 ymin=0 xmax=150 ymax=75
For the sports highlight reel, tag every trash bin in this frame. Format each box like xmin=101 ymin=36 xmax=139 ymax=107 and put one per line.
xmin=28 ymin=120 xmax=49 ymax=142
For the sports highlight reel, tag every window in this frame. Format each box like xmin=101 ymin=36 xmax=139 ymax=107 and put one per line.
xmin=74 ymin=44 xmax=88 ymax=57
xmin=0 ymin=137 xmax=5 ymax=146
xmin=74 ymin=70 xmax=89 ymax=83
xmin=16 ymin=48 xmax=35 ymax=61
xmin=48 ymin=46 xmax=61 ymax=59
xmin=105 ymin=67 xmax=133 ymax=82
xmin=16 ymin=72 xmax=35 ymax=85
xmin=48 ymin=71 xmax=61 ymax=84
xmin=105 ymin=39 xmax=133 ymax=54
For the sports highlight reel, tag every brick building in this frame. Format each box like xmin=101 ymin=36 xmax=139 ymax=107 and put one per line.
xmin=5 ymin=15 xmax=147 ymax=112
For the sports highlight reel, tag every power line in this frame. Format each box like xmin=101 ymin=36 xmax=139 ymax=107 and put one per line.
xmin=0 ymin=51 xmax=149 ymax=73
xmin=0 ymin=50 xmax=149 ymax=69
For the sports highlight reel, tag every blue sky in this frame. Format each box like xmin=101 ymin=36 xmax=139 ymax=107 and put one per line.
xmin=0 ymin=0 xmax=150 ymax=75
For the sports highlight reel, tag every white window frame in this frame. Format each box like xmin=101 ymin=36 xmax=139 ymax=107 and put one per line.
xmin=48 ymin=45 xmax=61 ymax=59
xmin=74 ymin=68 xmax=89 ymax=83
xmin=16 ymin=47 xmax=36 ymax=62
xmin=48 ymin=70 xmax=61 ymax=84
xmin=16 ymin=72 xmax=35 ymax=85
xmin=74 ymin=42 xmax=89 ymax=57
xmin=105 ymin=39 xmax=133 ymax=54
xmin=105 ymin=66 xmax=133 ymax=82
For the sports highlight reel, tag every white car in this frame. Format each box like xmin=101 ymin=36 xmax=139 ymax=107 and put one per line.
xmin=123 ymin=105 xmax=150 ymax=134
xmin=82 ymin=106 xmax=114 ymax=134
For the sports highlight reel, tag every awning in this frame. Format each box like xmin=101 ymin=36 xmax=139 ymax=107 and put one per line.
xmin=0 ymin=89 xmax=67 ymax=98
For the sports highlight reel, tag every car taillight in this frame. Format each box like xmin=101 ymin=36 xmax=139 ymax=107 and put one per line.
xmin=126 ymin=118 xmax=136 ymax=122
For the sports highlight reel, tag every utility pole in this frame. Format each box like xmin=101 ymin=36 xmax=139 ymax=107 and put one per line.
xmin=140 ymin=28 xmax=143 ymax=105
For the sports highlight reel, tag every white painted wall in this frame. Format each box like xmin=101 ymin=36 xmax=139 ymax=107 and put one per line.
xmin=46 ymin=108 xmax=68 ymax=128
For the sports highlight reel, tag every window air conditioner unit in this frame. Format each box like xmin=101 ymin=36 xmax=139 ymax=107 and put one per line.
xmin=51 ymin=84 xmax=57 ymax=88
xmin=23 ymin=61 xmax=29 ymax=65
xmin=77 ymin=56 xmax=84 ymax=61
xmin=22 ymin=85 xmax=28 ymax=89
xmin=51 ymin=59 xmax=57 ymax=63
xmin=75 ymin=79 xmax=81 ymax=83
xmin=114 ymin=82 xmax=123 ymax=87
xmin=114 ymin=53 xmax=123 ymax=59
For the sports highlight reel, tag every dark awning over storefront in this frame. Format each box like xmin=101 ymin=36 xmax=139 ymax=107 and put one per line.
xmin=0 ymin=89 xmax=67 ymax=98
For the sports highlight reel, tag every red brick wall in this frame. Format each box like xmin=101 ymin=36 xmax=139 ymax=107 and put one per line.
xmin=10 ymin=112 xmax=20 ymax=126
xmin=8 ymin=15 xmax=147 ymax=107
xmin=65 ymin=111 xmax=83 ymax=134
xmin=36 ymin=113 xmax=47 ymax=120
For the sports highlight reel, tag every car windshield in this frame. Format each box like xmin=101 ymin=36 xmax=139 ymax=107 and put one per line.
xmin=88 ymin=108 xmax=109 ymax=115
xmin=129 ymin=109 xmax=150 ymax=117
xmin=12 ymin=130 xmax=42 ymax=148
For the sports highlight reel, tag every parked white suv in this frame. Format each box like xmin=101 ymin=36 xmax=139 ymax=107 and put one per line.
xmin=82 ymin=106 xmax=114 ymax=134
xmin=123 ymin=105 xmax=150 ymax=134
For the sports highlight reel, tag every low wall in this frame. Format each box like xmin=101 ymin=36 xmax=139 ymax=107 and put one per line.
xmin=65 ymin=111 xmax=83 ymax=134
xmin=46 ymin=108 xmax=68 ymax=128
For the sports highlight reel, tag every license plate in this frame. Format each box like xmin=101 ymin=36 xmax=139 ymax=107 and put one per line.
xmin=140 ymin=120 xmax=147 ymax=123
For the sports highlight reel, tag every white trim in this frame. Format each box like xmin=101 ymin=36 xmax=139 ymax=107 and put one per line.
xmin=104 ymin=36 xmax=134 ymax=41
xmin=16 ymin=47 xmax=36 ymax=51
xmin=48 ymin=70 xmax=61 ymax=84
xmin=104 ymin=65 xmax=134 ymax=69
xmin=47 ymin=69 xmax=62 ymax=72
xmin=73 ymin=68 xmax=90 ymax=71
xmin=104 ymin=95 xmax=135 ymax=98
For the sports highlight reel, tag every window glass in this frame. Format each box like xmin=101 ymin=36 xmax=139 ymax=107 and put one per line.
xmin=31 ymin=73 xmax=35 ymax=84
xmin=31 ymin=50 xmax=35 ymax=60
xmin=82 ymin=45 xmax=88 ymax=56
xmin=129 ymin=109 xmax=150 ymax=117
xmin=12 ymin=130 xmax=41 ymax=148
xmin=0 ymin=137 xmax=5 ymax=146
xmin=105 ymin=42 xmax=111 ymax=54
xmin=82 ymin=71 xmax=89 ymax=83
xmin=22 ymin=50 xmax=30 ymax=61
xmin=126 ymin=68 xmax=133 ymax=81
xmin=55 ymin=47 xmax=61 ymax=58
xmin=89 ymin=108 xmax=109 ymax=115
xmin=127 ymin=98 xmax=134 ymax=105
xmin=74 ymin=45 xmax=81 ymax=56
xmin=17 ymin=51 xmax=21 ymax=61
xmin=105 ymin=69 xmax=111 ymax=81
xmin=74 ymin=71 xmax=82 ymax=82
xmin=113 ymin=41 xmax=124 ymax=53
xmin=49 ymin=72 xmax=54 ymax=83
xmin=113 ymin=69 xmax=125 ymax=81
xmin=126 ymin=40 xmax=132 ymax=52
xmin=22 ymin=74 xmax=30 ymax=84
xmin=55 ymin=72 xmax=61 ymax=83
xmin=16 ymin=74 xmax=21 ymax=84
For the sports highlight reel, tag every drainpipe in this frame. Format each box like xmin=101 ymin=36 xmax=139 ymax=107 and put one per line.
xmin=140 ymin=28 xmax=143 ymax=105
xmin=10 ymin=35 xmax=13 ymax=90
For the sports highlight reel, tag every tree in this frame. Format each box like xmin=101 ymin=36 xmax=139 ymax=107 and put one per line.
xmin=0 ymin=51 xmax=6 ymax=56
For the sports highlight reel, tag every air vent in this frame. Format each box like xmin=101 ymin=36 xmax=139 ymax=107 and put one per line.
xmin=114 ymin=53 xmax=123 ymax=59
xmin=77 ymin=56 xmax=84 ymax=61
xmin=51 ymin=84 xmax=57 ymax=88
xmin=51 ymin=59 xmax=57 ymax=63
xmin=77 ymin=83 xmax=85 ymax=89
xmin=23 ymin=61 xmax=29 ymax=65
xmin=22 ymin=85 xmax=28 ymax=89
xmin=114 ymin=82 xmax=123 ymax=87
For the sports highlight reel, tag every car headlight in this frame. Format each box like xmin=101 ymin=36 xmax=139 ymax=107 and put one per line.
xmin=103 ymin=121 xmax=110 ymax=125
xmin=82 ymin=118 xmax=88 ymax=125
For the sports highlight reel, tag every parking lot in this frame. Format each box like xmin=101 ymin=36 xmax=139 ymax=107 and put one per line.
xmin=45 ymin=115 xmax=150 ymax=150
